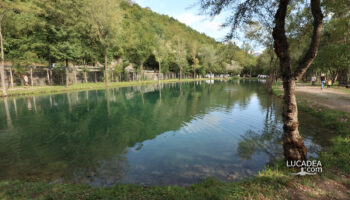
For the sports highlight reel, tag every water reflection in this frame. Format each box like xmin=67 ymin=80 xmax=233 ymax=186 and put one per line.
xmin=4 ymin=97 xmax=12 ymax=129
xmin=0 ymin=81 xmax=333 ymax=186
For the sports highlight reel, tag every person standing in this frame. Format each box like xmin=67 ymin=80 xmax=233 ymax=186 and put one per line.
xmin=327 ymin=79 xmax=332 ymax=88
xmin=311 ymin=75 xmax=316 ymax=85
xmin=320 ymin=74 xmax=326 ymax=90
xmin=23 ymin=75 xmax=29 ymax=87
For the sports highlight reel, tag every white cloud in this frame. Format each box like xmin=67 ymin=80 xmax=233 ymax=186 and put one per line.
xmin=175 ymin=12 xmax=229 ymax=40
xmin=176 ymin=13 xmax=204 ymax=26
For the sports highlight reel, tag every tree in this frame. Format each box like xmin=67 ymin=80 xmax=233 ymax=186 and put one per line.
xmin=244 ymin=19 xmax=277 ymax=92
xmin=35 ymin=0 xmax=85 ymax=88
xmin=226 ymin=60 xmax=243 ymax=75
xmin=85 ymin=0 xmax=123 ymax=86
xmin=199 ymin=0 xmax=323 ymax=161
xmin=0 ymin=0 xmax=22 ymax=95
xmin=199 ymin=45 xmax=217 ymax=76
xmin=189 ymin=41 xmax=199 ymax=79
xmin=153 ymin=35 xmax=168 ymax=84
xmin=272 ymin=0 xmax=323 ymax=161
xmin=311 ymin=0 xmax=350 ymax=86
xmin=172 ymin=36 xmax=187 ymax=81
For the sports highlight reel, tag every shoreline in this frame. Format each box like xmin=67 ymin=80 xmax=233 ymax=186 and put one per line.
xmin=0 ymin=78 xmax=234 ymax=99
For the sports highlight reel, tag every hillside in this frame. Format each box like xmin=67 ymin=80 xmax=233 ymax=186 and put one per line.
xmin=1 ymin=0 xmax=254 ymax=89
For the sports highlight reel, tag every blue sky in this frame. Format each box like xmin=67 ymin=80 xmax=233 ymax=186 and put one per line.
xmin=133 ymin=0 xmax=232 ymax=42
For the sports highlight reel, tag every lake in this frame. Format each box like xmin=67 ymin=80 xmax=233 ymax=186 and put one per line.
xmin=0 ymin=80 xmax=332 ymax=186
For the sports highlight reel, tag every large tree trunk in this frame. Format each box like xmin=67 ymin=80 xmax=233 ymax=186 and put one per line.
xmin=104 ymin=48 xmax=109 ymax=86
xmin=281 ymin=78 xmax=307 ymax=160
xmin=0 ymin=17 xmax=7 ymax=96
xmin=65 ymin=59 xmax=69 ymax=88
xmin=273 ymin=0 xmax=323 ymax=161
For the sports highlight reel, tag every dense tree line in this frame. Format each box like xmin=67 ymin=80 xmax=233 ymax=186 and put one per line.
xmin=0 ymin=0 xmax=256 ymax=95
xmin=250 ymin=0 xmax=349 ymax=87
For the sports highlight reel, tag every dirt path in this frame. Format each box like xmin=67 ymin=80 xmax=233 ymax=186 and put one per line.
xmin=295 ymin=86 xmax=350 ymax=113
xmin=287 ymin=170 xmax=350 ymax=200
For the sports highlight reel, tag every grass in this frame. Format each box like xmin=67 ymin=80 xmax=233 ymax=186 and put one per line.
xmin=0 ymin=79 xmax=349 ymax=199
xmin=0 ymin=78 xmax=228 ymax=98
xmin=0 ymin=163 xmax=294 ymax=200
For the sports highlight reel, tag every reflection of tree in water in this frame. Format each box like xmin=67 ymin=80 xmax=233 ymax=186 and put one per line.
xmin=0 ymin=80 xmax=264 ymax=185
xmin=237 ymin=99 xmax=284 ymax=163
xmin=237 ymin=86 xmax=332 ymax=163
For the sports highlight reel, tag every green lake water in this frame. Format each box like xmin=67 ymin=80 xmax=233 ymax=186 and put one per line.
xmin=0 ymin=80 xmax=332 ymax=186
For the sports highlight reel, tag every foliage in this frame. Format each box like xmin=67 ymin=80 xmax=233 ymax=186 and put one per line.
xmin=0 ymin=0 xmax=256 ymax=85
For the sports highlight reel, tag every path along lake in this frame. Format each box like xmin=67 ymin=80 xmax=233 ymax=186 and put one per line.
xmin=0 ymin=80 xmax=332 ymax=186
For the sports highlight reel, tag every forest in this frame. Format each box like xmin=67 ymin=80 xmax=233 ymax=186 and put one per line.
xmin=0 ymin=0 xmax=349 ymax=96
xmin=0 ymin=0 xmax=255 ymax=93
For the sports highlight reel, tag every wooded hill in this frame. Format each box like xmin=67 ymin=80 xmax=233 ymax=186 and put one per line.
xmin=0 ymin=0 xmax=254 ymax=90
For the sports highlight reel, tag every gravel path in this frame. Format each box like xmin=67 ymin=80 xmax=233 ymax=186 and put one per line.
xmin=295 ymin=86 xmax=350 ymax=113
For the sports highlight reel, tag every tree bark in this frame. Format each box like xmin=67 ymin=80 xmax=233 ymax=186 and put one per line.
xmin=104 ymin=48 xmax=109 ymax=86
xmin=0 ymin=16 xmax=7 ymax=96
xmin=272 ymin=0 xmax=323 ymax=161
xmin=338 ymin=68 xmax=348 ymax=86
xmin=179 ymin=67 xmax=182 ymax=82
xmin=267 ymin=51 xmax=275 ymax=94
xmin=193 ymin=65 xmax=196 ymax=80
xmin=46 ymin=69 xmax=50 ymax=85
xmin=140 ymin=62 xmax=144 ymax=81
xmin=84 ymin=71 xmax=88 ymax=83
xmin=158 ymin=61 xmax=161 ymax=84
xmin=111 ymin=70 xmax=114 ymax=82
xmin=65 ymin=59 xmax=69 ymax=88
xmin=73 ymin=66 xmax=77 ymax=84
xmin=30 ymin=67 xmax=33 ymax=86
xmin=9 ymin=67 xmax=13 ymax=88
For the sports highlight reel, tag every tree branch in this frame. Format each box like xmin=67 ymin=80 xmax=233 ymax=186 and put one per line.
xmin=293 ymin=0 xmax=323 ymax=80
xmin=272 ymin=0 xmax=292 ymax=77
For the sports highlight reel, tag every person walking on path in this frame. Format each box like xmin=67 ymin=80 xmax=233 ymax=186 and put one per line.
xmin=320 ymin=74 xmax=326 ymax=90
xmin=23 ymin=75 xmax=29 ymax=87
xmin=311 ymin=75 xmax=316 ymax=85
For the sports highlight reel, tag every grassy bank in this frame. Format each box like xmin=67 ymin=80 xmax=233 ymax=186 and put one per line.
xmin=0 ymin=163 xmax=318 ymax=200
xmin=0 ymin=82 xmax=349 ymax=199
xmin=0 ymin=78 xmax=226 ymax=99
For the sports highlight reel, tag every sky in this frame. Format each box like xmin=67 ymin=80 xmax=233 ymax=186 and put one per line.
xmin=133 ymin=0 xmax=264 ymax=53
xmin=133 ymin=0 xmax=233 ymax=42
